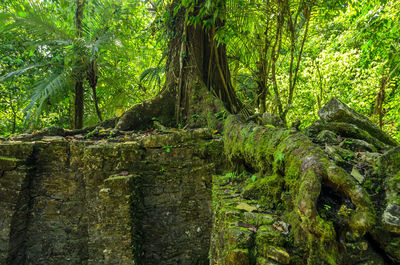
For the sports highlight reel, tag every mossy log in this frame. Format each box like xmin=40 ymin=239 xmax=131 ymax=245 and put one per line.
xmin=223 ymin=115 xmax=376 ymax=264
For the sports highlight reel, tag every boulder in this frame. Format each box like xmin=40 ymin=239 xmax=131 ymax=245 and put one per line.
xmin=382 ymin=204 xmax=400 ymax=234
xmin=315 ymin=130 xmax=340 ymax=145
xmin=378 ymin=146 xmax=400 ymax=234
xmin=339 ymin=138 xmax=377 ymax=153
xmin=261 ymin=113 xmax=285 ymax=128
xmin=318 ymin=98 xmax=398 ymax=147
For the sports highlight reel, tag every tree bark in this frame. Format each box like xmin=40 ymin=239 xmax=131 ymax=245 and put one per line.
xmin=165 ymin=0 xmax=243 ymax=116
xmin=88 ymin=59 xmax=102 ymax=122
xmin=116 ymin=0 xmax=245 ymax=131
xmin=73 ymin=0 xmax=85 ymax=129
xmin=74 ymin=80 xmax=84 ymax=129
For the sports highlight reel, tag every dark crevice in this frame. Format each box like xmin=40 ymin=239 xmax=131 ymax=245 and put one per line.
xmin=6 ymin=145 xmax=38 ymax=265
xmin=66 ymin=144 xmax=72 ymax=167
xmin=317 ymin=185 xmax=355 ymax=222
xmin=365 ymin=233 xmax=396 ymax=265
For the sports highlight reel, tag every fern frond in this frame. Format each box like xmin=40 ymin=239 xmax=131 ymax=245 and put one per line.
xmin=139 ymin=65 xmax=165 ymax=90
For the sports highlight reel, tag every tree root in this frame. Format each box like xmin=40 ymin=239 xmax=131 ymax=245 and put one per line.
xmin=223 ymin=115 xmax=376 ymax=264
xmin=115 ymin=91 xmax=176 ymax=131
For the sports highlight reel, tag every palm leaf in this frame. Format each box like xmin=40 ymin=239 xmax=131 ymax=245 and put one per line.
xmin=3 ymin=1 xmax=73 ymax=41
xmin=0 ymin=63 xmax=49 ymax=83
xmin=25 ymin=72 xmax=67 ymax=122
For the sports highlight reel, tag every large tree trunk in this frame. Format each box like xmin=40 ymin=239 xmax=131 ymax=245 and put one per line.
xmin=116 ymin=0 xmax=245 ymax=131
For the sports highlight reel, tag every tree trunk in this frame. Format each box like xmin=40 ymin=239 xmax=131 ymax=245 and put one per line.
xmin=88 ymin=59 xmax=103 ymax=122
xmin=165 ymin=0 xmax=244 ymax=119
xmin=72 ymin=0 xmax=85 ymax=129
xmin=116 ymin=0 xmax=246 ymax=131
xmin=74 ymin=80 xmax=84 ymax=129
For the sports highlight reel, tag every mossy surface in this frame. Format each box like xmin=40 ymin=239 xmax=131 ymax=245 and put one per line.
xmin=210 ymin=172 xmax=295 ymax=265
xmin=221 ymin=115 xmax=377 ymax=264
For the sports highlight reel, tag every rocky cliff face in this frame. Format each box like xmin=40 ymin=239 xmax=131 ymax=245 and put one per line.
xmin=0 ymin=129 xmax=221 ymax=265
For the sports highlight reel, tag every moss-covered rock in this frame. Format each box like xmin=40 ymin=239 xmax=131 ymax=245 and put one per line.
xmin=318 ymin=97 xmax=398 ymax=147
xmin=306 ymin=121 xmax=389 ymax=151
xmin=315 ymin=130 xmax=340 ymax=145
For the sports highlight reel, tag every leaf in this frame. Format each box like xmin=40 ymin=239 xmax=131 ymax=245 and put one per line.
xmin=0 ymin=63 xmax=48 ymax=82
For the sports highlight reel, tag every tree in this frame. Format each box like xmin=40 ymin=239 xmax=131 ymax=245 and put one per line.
xmin=116 ymin=2 xmax=399 ymax=264
xmin=116 ymin=0 xmax=248 ymax=131
xmin=0 ymin=0 xmax=136 ymax=130
xmin=73 ymin=0 xmax=86 ymax=129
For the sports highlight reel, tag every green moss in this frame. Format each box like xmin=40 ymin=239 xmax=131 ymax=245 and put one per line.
xmin=223 ymin=116 xmax=379 ymax=264
xmin=198 ymin=139 xmax=224 ymax=160
xmin=242 ymin=175 xmax=284 ymax=210
xmin=225 ymin=248 xmax=249 ymax=265
xmin=104 ymin=174 xmax=136 ymax=182
xmin=0 ymin=156 xmax=21 ymax=162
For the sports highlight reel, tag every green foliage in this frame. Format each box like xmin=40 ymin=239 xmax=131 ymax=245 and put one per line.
xmin=162 ymin=145 xmax=172 ymax=152
xmin=0 ymin=0 xmax=164 ymax=134
xmin=215 ymin=110 xmax=226 ymax=120
xmin=1 ymin=0 xmax=400 ymax=141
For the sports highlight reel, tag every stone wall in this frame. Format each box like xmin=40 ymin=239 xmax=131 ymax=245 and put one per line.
xmin=0 ymin=129 xmax=222 ymax=265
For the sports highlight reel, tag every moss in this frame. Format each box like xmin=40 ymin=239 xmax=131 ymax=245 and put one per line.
xmin=305 ymin=121 xmax=389 ymax=150
xmin=242 ymin=175 xmax=284 ymax=210
xmin=255 ymin=225 xmax=286 ymax=246
xmin=104 ymin=174 xmax=137 ymax=182
xmin=198 ymin=139 xmax=224 ymax=160
xmin=223 ymin=116 xmax=381 ymax=264
xmin=226 ymin=226 xmax=253 ymax=249
xmin=225 ymin=248 xmax=249 ymax=265
xmin=255 ymin=244 xmax=290 ymax=264
xmin=0 ymin=156 xmax=21 ymax=162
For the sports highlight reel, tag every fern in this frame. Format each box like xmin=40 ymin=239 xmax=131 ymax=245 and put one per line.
xmin=139 ymin=66 xmax=165 ymax=89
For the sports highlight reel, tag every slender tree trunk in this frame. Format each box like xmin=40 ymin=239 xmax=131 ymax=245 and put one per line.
xmin=73 ymin=0 xmax=85 ymax=129
xmin=88 ymin=59 xmax=102 ymax=122
xmin=74 ymin=81 xmax=84 ymax=129
xmin=8 ymin=92 xmax=16 ymax=134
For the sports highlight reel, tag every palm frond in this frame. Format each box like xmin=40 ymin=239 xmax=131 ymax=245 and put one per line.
xmin=25 ymin=72 xmax=67 ymax=122
xmin=4 ymin=1 xmax=73 ymax=41
xmin=0 ymin=63 xmax=49 ymax=83
xmin=139 ymin=66 xmax=165 ymax=90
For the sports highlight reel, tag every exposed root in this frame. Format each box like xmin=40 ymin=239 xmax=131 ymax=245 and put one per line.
xmin=223 ymin=115 xmax=376 ymax=264
xmin=115 ymin=91 xmax=176 ymax=131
